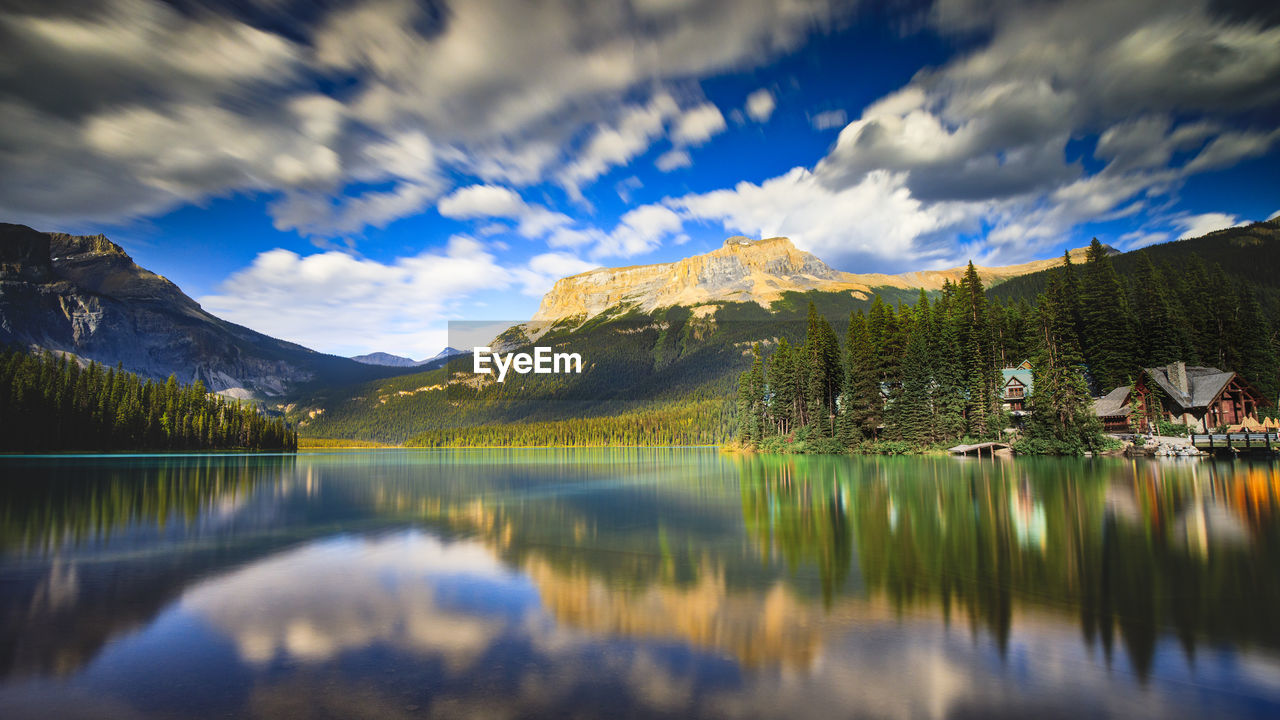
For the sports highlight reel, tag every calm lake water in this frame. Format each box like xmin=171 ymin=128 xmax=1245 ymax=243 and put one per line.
xmin=0 ymin=449 xmax=1278 ymax=719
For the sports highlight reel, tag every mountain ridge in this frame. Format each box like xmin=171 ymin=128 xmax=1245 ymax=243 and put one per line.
xmin=533 ymin=235 xmax=1097 ymax=323
xmin=0 ymin=223 xmax=403 ymax=398
xmin=352 ymin=347 xmax=467 ymax=367
xmin=352 ymin=352 xmax=420 ymax=367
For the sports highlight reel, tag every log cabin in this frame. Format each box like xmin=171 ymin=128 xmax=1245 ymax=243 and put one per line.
xmin=1133 ymin=362 xmax=1266 ymax=432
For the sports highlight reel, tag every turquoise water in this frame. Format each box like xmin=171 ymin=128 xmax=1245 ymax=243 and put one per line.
xmin=0 ymin=449 xmax=1277 ymax=718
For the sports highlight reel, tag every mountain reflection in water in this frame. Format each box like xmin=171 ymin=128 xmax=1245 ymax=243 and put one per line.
xmin=0 ymin=450 xmax=1277 ymax=719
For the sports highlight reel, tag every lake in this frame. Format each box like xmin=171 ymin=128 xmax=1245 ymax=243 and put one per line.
xmin=1 ymin=449 xmax=1278 ymax=719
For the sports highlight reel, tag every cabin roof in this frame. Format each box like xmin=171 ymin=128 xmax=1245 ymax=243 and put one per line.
xmin=1143 ymin=365 xmax=1235 ymax=409
xmin=1001 ymin=366 xmax=1033 ymax=388
xmin=1093 ymin=386 xmax=1131 ymax=418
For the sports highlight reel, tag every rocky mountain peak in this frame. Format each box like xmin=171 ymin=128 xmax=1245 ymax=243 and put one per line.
xmin=1 ymin=223 xmax=394 ymax=398
xmin=532 ymin=236 xmax=1098 ymax=324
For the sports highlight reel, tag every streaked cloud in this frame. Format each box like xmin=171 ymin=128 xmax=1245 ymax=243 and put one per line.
xmin=810 ymin=109 xmax=847 ymax=130
xmin=745 ymin=89 xmax=777 ymax=122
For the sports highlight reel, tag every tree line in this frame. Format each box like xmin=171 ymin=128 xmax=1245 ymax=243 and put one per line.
xmin=0 ymin=349 xmax=297 ymax=452
xmin=736 ymin=240 xmax=1280 ymax=454
xmin=406 ymin=399 xmax=731 ymax=447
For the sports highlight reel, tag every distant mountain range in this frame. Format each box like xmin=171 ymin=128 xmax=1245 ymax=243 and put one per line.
xmin=351 ymin=347 xmax=466 ymax=367
xmin=0 ymin=223 xmax=403 ymax=398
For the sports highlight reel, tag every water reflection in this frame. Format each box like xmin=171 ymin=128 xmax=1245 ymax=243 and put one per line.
xmin=737 ymin=455 xmax=1280 ymax=678
xmin=0 ymin=450 xmax=1277 ymax=718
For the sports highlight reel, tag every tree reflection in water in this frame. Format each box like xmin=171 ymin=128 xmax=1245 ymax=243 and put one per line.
xmin=734 ymin=454 xmax=1280 ymax=680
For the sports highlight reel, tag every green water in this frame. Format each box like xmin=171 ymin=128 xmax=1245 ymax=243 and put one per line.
xmin=0 ymin=449 xmax=1277 ymax=718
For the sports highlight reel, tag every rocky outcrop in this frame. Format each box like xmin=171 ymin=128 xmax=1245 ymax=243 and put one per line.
xmin=0 ymin=223 xmax=386 ymax=398
xmin=534 ymin=236 xmax=1091 ymax=323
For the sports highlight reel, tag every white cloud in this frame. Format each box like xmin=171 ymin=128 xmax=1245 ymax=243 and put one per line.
xmin=745 ymin=89 xmax=776 ymax=122
xmin=1116 ymin=229 xmax=1171 ymax=251
xmin=1175 ymin=212 xmax=1245 ymax=240
xmin=810 ymin=109 xmax=847 ymax=130
xmin=200 ymin=235 xmax=512 ymax=357
xmin=183 ymin=534 xmax=509 ymax=668
xmin=270 ymin=180 xmax=447 ymax=237
xmin=615 ymin=175 xmax=643 ymax=203
xmin=438 ymin=185 xmax=529 ymax=218
xmin=200 ymin=230 xmax=603 ymax=355
xmin=668 ymin=167 xmax=973 ymax=269
xmin=655 ymin=149 xmax=692 ymax=172
xmin=1184 ymin=128 xmax=1280 ymax=173
xmin=1093 ymin=116 xmax=1216 ymax=173
xmin=671 ymin=103 xmax=727 ymax=146
xmin=591 ymin=204 xmax=686 ymax=259
xmin=438 ymin=184 xmax=572 ymax=239
xmin=539 ymin=203 xmax=688 ymax=259
xmin=558 ymin=93 xmax=680 ymax=197
xmin=512 ymin=253 xmax=600 ymax=296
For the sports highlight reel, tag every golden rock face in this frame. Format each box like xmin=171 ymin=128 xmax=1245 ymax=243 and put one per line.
xmin=532 ymin=236 xmax=1091 ymax=323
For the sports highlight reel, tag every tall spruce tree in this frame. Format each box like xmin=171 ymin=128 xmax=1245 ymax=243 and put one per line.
xmin=749 ymin=343 xmax=767 ymax=442
xmin=804 ymin=302 xmax=843 ymax=436
xmin=736 ymin=372 xmax=755 ymax=445
xmin=840 ymin=310 xmax=881 ymax=440
xmin=957 ymin=262 xmax=999 ymax=438
xmin=769 ymin=338 xmax=798 ymax=437
xmin=888 ymin=290 xmax=935 ymax=443
xmin=931 ymin=284 xmax=968 ymax=442
xmin=735 ymin=343 xmax=767 ymax=445
xmin=868 ymin=295 xmax=901 ymax=382
xmin=1231 ymin=283 xmax=1280 ymax=404
xmin=1129 ymin=252 xmax=1184 ymax=369
xmin=1079 ymin=238 xmax=1135 ymax=390
xmin=1020 ymin=294 xmax=1106 ymax=455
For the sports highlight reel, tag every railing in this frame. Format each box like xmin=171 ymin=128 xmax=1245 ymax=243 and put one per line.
xmin=1191 ymin=432 xmax=1280 ymax=451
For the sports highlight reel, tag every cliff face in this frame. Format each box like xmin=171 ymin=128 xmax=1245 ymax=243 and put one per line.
xmin=533 ymin=236 xmax=1090 ymax=322
xmin=0 ymin=223 xmax=382 ymax=398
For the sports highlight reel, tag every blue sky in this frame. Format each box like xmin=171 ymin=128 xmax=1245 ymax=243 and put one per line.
xmin=2 ymin=0 xmax=1278 ymax=358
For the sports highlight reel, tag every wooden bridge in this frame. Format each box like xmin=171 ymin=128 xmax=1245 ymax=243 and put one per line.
xmin=948 ymin=442 xmax=1011 ymax=457
xmin=1191 ymin=432 xmax=1280 ymax=453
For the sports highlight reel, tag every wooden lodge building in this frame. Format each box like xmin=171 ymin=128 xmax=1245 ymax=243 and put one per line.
xmin=1001 ymin=360 xmax=1033 ymax=416
xmin=1094 ymin=361 xmax=1267 ymax=433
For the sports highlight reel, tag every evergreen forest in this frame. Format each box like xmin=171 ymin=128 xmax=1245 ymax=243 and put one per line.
xmin=735 ymin=239 xmax=1280 ymax=455
xmin=0 ymin=349 xmax=298 ymax=452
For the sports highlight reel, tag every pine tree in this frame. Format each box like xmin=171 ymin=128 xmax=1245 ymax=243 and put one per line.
xmin=769 ymin=338 xmax=798 ymax=437
xmin=1079 ymin=238 xmax=1134 ymax=390
xmin=958 ymin=262 xmax=999 ymax=438
xmin=1129 ymin=252 xmax=1184 ymax=369
xmin=868 ymin=295 xmax=900 ymax=382
xmin=804 ymin=302 xmax=842 ymax=436
xmin=1231 ymin=282 xmax=1280 ymax=403
xmin=887 ymin=290 xmax=935 ymax=443
xmin=735 ymin=343 xmax=767 ymax=446
xmin=1019 ymin=295 xmax=1105 ymax=455
xmin=931 ymin=284 xmax=968 ymax=442
xmin=840 ymin=310 xmax=880 ymax=440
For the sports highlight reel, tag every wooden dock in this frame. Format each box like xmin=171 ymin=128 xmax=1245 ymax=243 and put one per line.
xmin=1191 ymin=432 xmax=1279 ymax=453
xmin=948 ymin=442 xmax=1010 ymax=457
